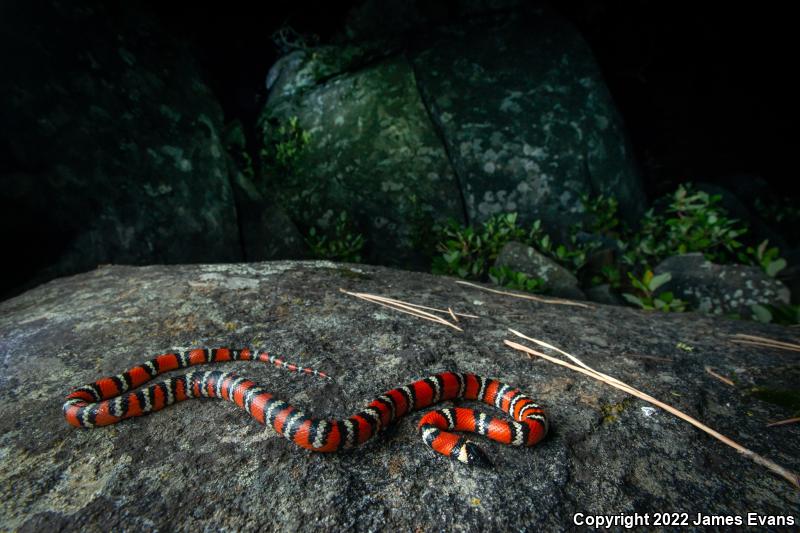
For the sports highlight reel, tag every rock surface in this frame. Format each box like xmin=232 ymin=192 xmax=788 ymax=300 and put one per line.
xmin=655 ymin=253 xmax=791 ymax=317
xmin=585 ymin=283 xmax=625 ymax=306
xmin=263 ymin=55 xmax=464 ymax=267
xmin=409 ymin=7 xmax=645 ymax=230
xmin=1 ymin=261 xmax=798 ymax=531
xmin=494 ymin=241 xmax=584 ymax=299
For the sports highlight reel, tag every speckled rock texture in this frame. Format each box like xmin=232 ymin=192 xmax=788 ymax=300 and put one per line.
xmin=1 ymin=261 xmax=798 ymax=531
xmin=494 ymin=241 xmax=584 ymax=299
xmin=655 ymin=253 xmax=791 ymax=316
xmin=263 ymin=55 xmax=464 ymax=267
xmin=408 ymin=7 xmax=645 ymax=231
xmin=260 ymin=2 xmax=645 ymax=265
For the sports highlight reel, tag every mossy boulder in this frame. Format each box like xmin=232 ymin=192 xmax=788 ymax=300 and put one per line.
xmin=260 ymin=4 xmax=645 ymax=267
xmin=655 ymin=253 xmax=791 ymax=316
xmin=409 ymin=7 xmax=645 ymax=232
xmin=262 ymin=56 xmax=464 ymax=267
xmin=494 ymin=241 xmax=584 ymax=299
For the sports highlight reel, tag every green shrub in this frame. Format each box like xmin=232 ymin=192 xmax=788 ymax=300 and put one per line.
xmin=591 ymin=264 xmax=623 ymax=289
xmin=531 ymin=220 xmax=590 ymax=273
xmin=488 ymin=265 xmax=545 ymax=293
xmin=740 ymin=240 xmax=786 ymax=277
xmin=260 ymin=115 xmax=311 ymax=174
xmin=306 ymin=211 xmax=365 ymax=263
xmin=580 ymin=193 xmax=621 ymax=235
xmin=431 ymin=183 xmax=788 ymax=318
xmin=618 ymin=184 xmax=786 ymax=280
xmin=751 ymin=303 xmax=800 ymax=325
xmin=431 ymin=213 xmax=527 ymax=279
xmin=431 ymin=213 xmax=591 ymax=283
xmin=622 ymin=270 xmax=688 ymax=312
xmin=622 ymin=184 xmax=748 ymax=269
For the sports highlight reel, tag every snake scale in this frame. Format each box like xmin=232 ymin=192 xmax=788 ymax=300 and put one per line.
xmin=63 ymin=348 xmax=548 ymax=465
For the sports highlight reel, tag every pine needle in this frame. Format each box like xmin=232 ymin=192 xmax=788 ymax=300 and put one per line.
xmin=767 ymin=417 xmax=800 ymax=428
xmin=704 ymin=366 xmax=735 ymax=387
xmin=342 ymin=290 xmax=478 ymax=318
xmin=339 ymin=289 xmax=463 ymax=331
xmin=455 ymin=280 xmax=593 ymax=309
xmin=448 ymin=307 xmax=459 ymax=323
xmin=731 ymin=339 xmax=800 ymax=352
xmin=729 ymin=334 xmax=800 ymax=352
xmin=504 ymin=330 xmax=800 ymax=490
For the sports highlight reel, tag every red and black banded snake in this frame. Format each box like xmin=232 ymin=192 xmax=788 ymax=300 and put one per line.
xmin=63 ymin=348 xmax=548 ymax=465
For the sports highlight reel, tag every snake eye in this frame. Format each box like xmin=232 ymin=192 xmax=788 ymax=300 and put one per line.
xmin=459 ymin=441 xmax=493 ymax=467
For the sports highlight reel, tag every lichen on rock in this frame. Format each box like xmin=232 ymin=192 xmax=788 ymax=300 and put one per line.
xmin=0 ymin=261 xmax=797 ymax=530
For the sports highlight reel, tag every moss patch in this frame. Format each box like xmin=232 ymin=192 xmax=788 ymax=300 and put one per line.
xmin=601 ymin=398 xmax=635 ymax=424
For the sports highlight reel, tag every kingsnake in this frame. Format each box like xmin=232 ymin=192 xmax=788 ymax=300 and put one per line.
xmin=63 ymin=348 xmax=548 ymax=465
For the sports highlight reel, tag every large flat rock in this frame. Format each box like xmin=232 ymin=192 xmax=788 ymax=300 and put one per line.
xmin=0 ymin=261 xmax=798 ymax=530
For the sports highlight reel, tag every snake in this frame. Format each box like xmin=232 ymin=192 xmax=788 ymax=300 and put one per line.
xmin=63 ymin=348 xmax=548 ymax=465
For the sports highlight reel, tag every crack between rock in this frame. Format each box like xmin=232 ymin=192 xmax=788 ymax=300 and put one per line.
xmin=224 ymin=169 xmax=250 ymax=261
xmin=405 ymin=53 xmax=471 ymax=226
xmin=584 ymin=146 xmax=600 ymax=198
xmin=299 ymin=48 xmax=400 ymax=91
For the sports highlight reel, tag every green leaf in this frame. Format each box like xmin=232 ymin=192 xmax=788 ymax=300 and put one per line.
xmin=766 ymin=258 xmax=786 ymax=277
xmin=540 ymin=235 xmax=550 ymax=249
xmin=628 ymin=273 xmax=647 ymax=292
xmin=757 ymin=239 xmax=768 ymax=259
xmin=443 ymin=251 xmax=460 ymax=264
xmin=751 ymin=304 xmax=773 ymax=323
xmin=622 ymin=293 xmax=644 ymax=307
xmin=648 ymin=272 xmax=672 ymax=291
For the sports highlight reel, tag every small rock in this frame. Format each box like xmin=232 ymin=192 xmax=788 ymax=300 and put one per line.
xmin=586 ymin=284 xmax=624 ymax=306
xmin=494 ymin=241 xmax=584 ymax=299
xmin=695 ymin=181 xmax=787 ymax=250
xmin=655 ymin=253 xmax=790 ymax=316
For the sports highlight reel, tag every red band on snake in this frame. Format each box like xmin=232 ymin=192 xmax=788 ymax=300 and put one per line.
xmin=63 ymin=348 xmax=548 ymax=465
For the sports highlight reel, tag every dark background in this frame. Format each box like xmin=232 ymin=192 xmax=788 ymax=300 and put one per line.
xmin=146 ymin=0 xmax=797 ymax=198
xmin=1 ymin=0 xmax=796 ymax=300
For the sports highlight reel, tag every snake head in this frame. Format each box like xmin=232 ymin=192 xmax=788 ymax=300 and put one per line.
xmin=456 ymin=440 xmax=492 ymax=467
